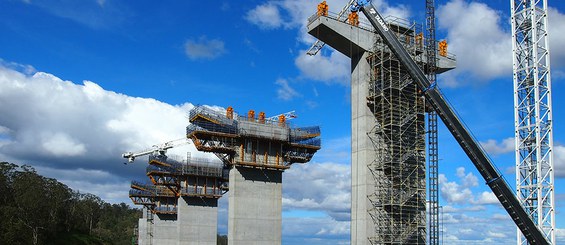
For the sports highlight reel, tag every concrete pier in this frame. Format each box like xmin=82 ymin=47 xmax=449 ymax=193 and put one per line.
xmin=307 ymin=14 xmax=455 ymax=244
xmin=187 ymin=105 xmax=320 ymax=245
xmin=228 ymin=166 xmax=282 ymax=245
xmin=153 ymin=213 xmax=177 ymax=245
xmin=178 ymin=196 xmax=219 ymax=245
xmin=138 ymin=208 xmax=149 ymax=245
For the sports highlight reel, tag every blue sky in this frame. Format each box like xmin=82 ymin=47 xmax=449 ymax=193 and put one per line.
xmin=1 ymin=0 xmax=565 ymax=244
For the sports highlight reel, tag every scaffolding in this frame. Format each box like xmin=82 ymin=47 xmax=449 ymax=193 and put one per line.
xmin=366 ymin=17 xmax=427 ymax=244
xmin=187 ymin=106 xmax=321 ymax=171
xmin=129 ymin=181 xmax=177 ymax=214
xmin=146 ymin=154 xmax=226 ymax=198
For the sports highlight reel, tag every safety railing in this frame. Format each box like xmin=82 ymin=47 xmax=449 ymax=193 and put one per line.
xmin=290 ymin=137 xmax=321 ymax=148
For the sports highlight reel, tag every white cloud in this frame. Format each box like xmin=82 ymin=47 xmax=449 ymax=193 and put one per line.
xmin=440 ymin=167 xmax=500 ymax=206
xmin=556 ymin=228 xmax=565 ymax=244
xmin=246 ymin=0 xmax=410 ymax=85
xmin=184 ymin=36 xmax=227 ymax=60
xmin=0 ymin=63 xmax=214 ymax=203
xmin=437 ymin=0 xmax=512 ymax=86
xmin=549 ymin=7 xmax=565 ymax=70
xmin=480 ymin=137 xmax=514 ymax=155
xmin=476 ymin=191 xmax=499 ymax=205
xmin=41 ymin=132 xmax=86 ymax=157
xmin=439 ymin=173 xmax=474 ymax=204
xmin=456 ymin=167 xmax=479 ymax=188
xmin=295 ymin=50 xmax=350 ymax=85
xmin=554 ymin=144 xmax=565 ymax=178
xmin=283 ymin=162 xmax=350 ymax=221
xmin=275 ymin=78 xmax=301 ymax=101
xmin=245 ymin=3 xmax=284 ymax=29
xmin=283 ymin=216 xmax=349 ymax=244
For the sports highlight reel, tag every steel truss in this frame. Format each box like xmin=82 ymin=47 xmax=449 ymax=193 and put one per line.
xmin=511 ymin=0 xmax=555 ymax=244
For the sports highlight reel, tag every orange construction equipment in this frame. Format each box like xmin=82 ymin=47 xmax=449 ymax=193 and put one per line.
xmin=258 ymin=112 xmax=266 ymax=124
xmin=278 ymin=114 xmax=286 ymax=126
xmin=226 ymin=106 xmax=234 ymax=119
xmin=348 ymin=11 xmax=359 ymax=26
xmin=248 ymin=110 xmax=255 ymax=121
xmin=438 ymin=40 xmax=448 ymax=57
xmin=317 ymin=1 xmax=328 ymax=16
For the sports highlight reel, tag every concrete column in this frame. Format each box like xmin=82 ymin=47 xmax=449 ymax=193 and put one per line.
xmin=138 ymin=208 xmax=147 ymax=245
xmin=153 ymin=213 xmax=177 ymax=245
xmin=350 ymin=51 xmax=377 ymax=244
xmin=228 ymin=166 xmax=282 ymax=245
xmin=178 ymin=196 xmax=218 ymax=245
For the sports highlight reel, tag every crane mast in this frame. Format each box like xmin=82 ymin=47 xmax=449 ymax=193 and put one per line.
xmin=352 ymin=1 xmax=549 ymax=244
xmin=511 ymin=0 xmax=555 ymax=244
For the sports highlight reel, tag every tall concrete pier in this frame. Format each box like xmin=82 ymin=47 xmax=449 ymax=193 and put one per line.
xmin=187 ymin=106 xmax=321 ymax=244
xmin=228 ymin=167 xmax=282 ymax=244
xmin=307 ymin=13 xmax=455 ymax=244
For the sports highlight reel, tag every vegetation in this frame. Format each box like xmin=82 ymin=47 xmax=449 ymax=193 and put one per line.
xmin=0 ymin=162 xmax=140 ymax=245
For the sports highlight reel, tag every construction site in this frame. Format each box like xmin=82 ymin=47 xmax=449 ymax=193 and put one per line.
xmin=124 ymin=0 xmax=555 ymax=244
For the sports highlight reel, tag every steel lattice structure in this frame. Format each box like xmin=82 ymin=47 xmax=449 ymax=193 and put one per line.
xmin=511 ymin=0 xmax=555 ymax=244
xmin=425 ymin=0 xmax=440 ymax=244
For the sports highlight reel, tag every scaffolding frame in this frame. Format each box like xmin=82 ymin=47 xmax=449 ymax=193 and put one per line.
xmin=366 ymin=18 xmax=427 ymax=244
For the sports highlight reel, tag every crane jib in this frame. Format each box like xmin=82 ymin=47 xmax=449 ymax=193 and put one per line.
xmin=359 ymin=2 xmax=549 ymax=244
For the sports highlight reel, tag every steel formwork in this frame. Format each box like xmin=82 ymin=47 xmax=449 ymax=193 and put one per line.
xmin=366 ymin=18 xmax=427 ymax=244
xmin=186 ymin=106 xmax=321 ymax=171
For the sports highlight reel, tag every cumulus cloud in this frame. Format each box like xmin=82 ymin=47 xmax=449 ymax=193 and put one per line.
xmin=554 ymin=144 xmax=565 ymax=178
xmin=439 ymin=167 xmax=501 ymax=206
xmin=439 ymin=173 xmax=474 ymax=204
xmin=246 ymin=0 xmax=410 ymax=85
xmin=275 ymin=78 xmax=301 ymax=101
xmin=245 ymin=3 xmax=284 ymax=29
xmin=480 ymin=137 xmax=514 ymax=155
xmin=283 ymin=162 xmax=350 ymax=221
xmin=549 ymin=7 xmax=565 ymax=70
xmin=437 ymin=0 xmax=511 ymax=86
xmin=0 ymin=63 xmax=211 ymax=203
xmin=184 ymin=36 xmax=227 ymax=60
xmin=283 ymin=216 xmax=349 ymax=244
xmin=295 ymin=50 xmax=350 ymax=85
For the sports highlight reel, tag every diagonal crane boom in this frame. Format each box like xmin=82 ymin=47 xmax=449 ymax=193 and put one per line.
xmin=351 ymin=1 xmax=549 ymax=244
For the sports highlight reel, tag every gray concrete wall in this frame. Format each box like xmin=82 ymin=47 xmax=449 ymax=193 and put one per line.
xmin=153 ymin=213 xmax=177 ymax=245
xmin=307 ymin=15 xmax=378 ymax=245
xmin=350 ymin=51 xmax=377 ymax=244
xmin=178 ymin=196 xmax=218 ymax=245
xmin=138 ymin=207 xmax=150 ymax=245
xmin=228 ymin=166 xmax=282 ymax=245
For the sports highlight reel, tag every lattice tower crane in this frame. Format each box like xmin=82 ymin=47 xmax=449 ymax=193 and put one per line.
xmin=511 ymin=0 xmax=555 ymax=244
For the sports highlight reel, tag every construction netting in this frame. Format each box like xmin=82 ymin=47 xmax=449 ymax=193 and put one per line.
xmin=148 ymin=154 xmax=224 ymax=178
xmin=188 ymin=105 xmax=321 ymax=150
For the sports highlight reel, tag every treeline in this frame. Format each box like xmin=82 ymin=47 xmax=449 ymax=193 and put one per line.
xmin=0 ymin=162 xmax=141 ymax=245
